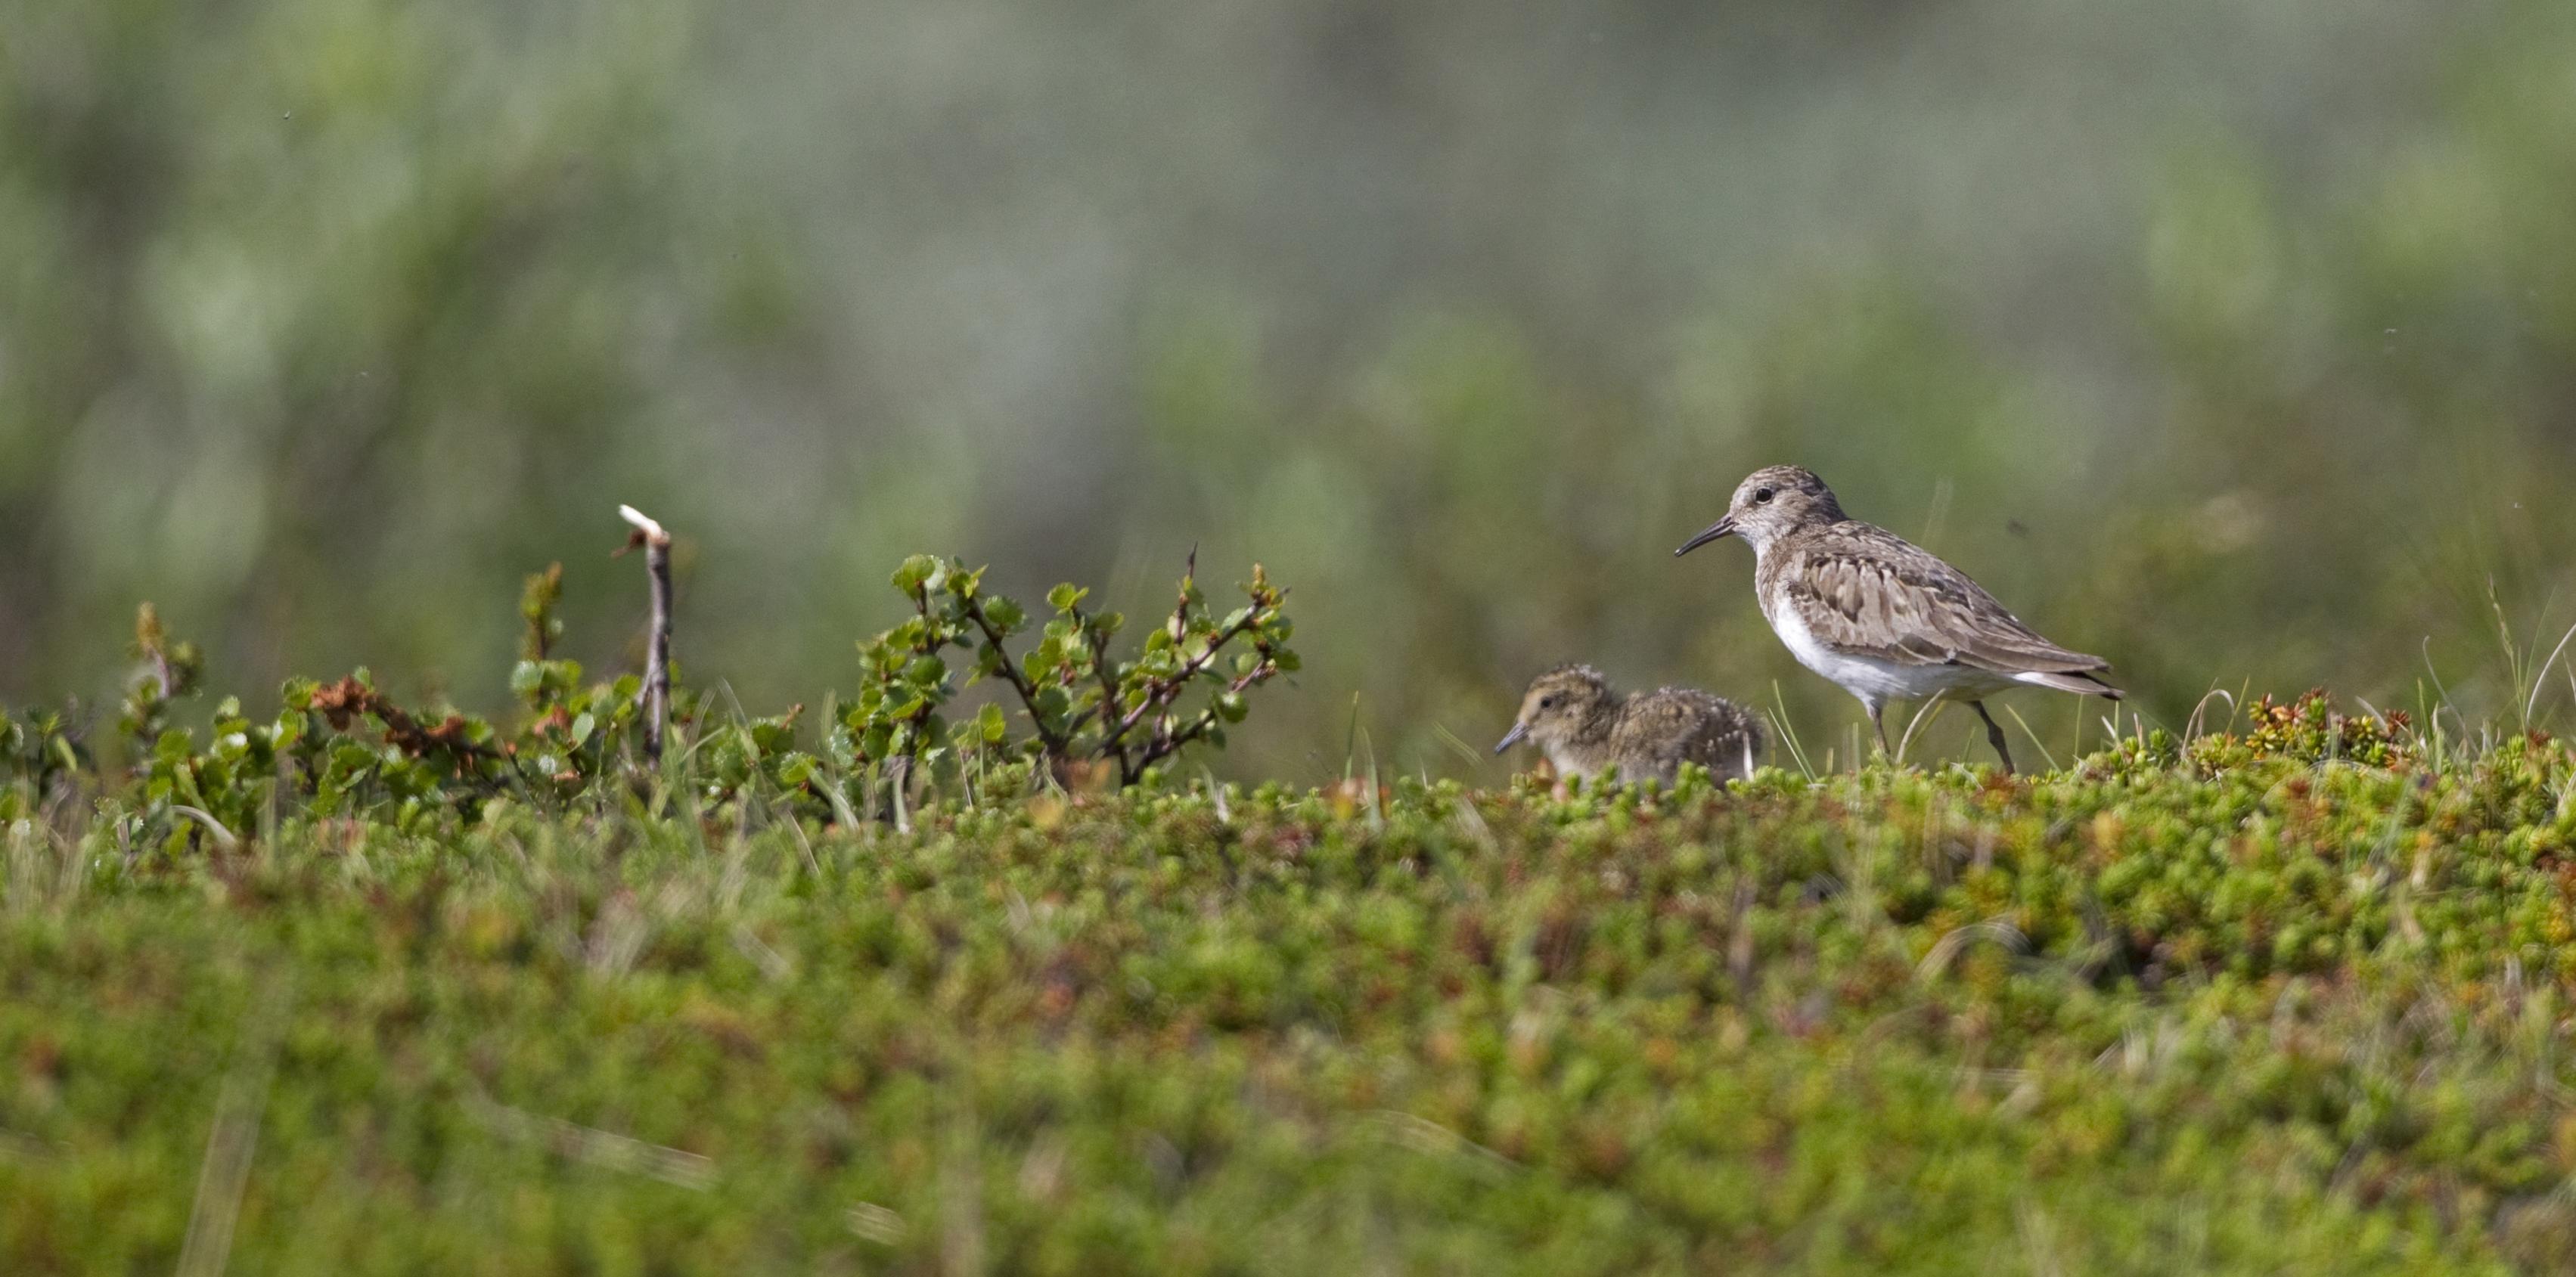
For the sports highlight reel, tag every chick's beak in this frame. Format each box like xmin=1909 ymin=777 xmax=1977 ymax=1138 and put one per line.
xmin=1493 ymin=721 xmax=1530 ymax=755
xmin=1674 ymin=514 xmax=1736 ymax=556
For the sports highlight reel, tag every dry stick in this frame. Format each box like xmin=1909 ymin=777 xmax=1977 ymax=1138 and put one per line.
xmin=617 ymin=505 xmax=675 ymax=761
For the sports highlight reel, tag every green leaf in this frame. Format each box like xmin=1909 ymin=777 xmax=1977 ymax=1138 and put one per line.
xmin=1047 ymin=584 xmax=1088 ymax=612
xmin=752 ymin=718 xmax=799 ymax=753
xmin=775 ymin=752 xmax=818 ymax=787
xmin=984 ymin=597 xmax=1026 ymax=631
xmin=891 ymin=555 xmax=940 ymax=594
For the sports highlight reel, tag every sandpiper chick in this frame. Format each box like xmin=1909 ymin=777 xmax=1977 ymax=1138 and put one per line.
xmin=1674 ymin=465 xmax=2118 ymax=773
xmin=1494 ymin=665 xmax=1765 ymax=787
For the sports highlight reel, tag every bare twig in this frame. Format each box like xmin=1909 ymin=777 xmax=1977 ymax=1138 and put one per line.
xmin=616 ymin=505 xmax=675 ymax=761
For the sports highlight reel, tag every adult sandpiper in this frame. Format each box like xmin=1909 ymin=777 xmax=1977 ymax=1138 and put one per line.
xmin=1673 ymin=465 xmax=2118 ymax=773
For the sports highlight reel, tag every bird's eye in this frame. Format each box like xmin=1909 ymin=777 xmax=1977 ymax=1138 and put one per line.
xmin=1540 ymin=696 xmax=1559 ymax=710
xmin=1753 ymin=488 xmax=1775 ymax=504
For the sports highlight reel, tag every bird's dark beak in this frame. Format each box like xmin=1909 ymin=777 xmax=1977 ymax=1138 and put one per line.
xmin=1674 ymin=515 xmax=1736 ymax=556
xmin=1493 ymin=722 xmax=1529 ymax=755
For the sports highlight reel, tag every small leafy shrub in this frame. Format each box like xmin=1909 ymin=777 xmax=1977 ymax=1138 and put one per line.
xmin=839 ymin=552 xmax=1297 ymax=790
xmin=255 ymin=566 xmax=671 ymax=819
xmin=5 ymin=545 xmax=1296 ymax=845
xmin=0 ymin=706 xmax=86 ymax=821
xmin=2186 ymin=689 xmax=2418 ymax=772
xmin=73 ymin=581 xmax=669 ymax=851
xmin=2076 ymin=726 xmax=2183 ymax=782
xmin=116 ymin=603 xmax=203 ymax=754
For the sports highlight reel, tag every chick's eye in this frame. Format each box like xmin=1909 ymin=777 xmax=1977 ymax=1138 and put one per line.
xmin=1539 ymin=696 xmax=1559 ymax=710
xmin=1753 ymin=488 xmax=1775 ymax=504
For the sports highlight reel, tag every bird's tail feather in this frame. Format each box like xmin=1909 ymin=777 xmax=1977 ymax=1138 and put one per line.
xmin=2013 ymin=670 xmax=2123 ymax=699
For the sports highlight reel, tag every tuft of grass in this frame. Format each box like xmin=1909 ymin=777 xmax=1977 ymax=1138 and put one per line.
xmin=1767 ymin=680 xmax=1817 ymax=780
xmin=1999 ymin=702 xmax=2062 ymax=773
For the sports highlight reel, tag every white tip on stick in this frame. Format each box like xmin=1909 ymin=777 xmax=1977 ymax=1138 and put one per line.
xmin=618 ymin=504 xmax=669 ymax=546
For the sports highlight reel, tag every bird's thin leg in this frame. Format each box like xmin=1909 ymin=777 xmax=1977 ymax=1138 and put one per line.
xmin=1972 ymin=701 xmax=2016 ymax=776
xmin=1866 ymin=700 xmax=1892 ymax=761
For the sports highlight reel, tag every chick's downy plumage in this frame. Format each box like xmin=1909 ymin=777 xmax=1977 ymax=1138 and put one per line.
xmin=1613 ymin=687 xmax=1765 ymax=785
xmin=1497 ymin=665 xmax=1763 ymax=786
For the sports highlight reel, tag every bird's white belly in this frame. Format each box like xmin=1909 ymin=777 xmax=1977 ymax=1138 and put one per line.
xmin=1769 ymin=603 xmax=2010 ymax=704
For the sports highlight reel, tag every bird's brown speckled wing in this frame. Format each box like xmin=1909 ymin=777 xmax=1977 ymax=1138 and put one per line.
xmin=1615 ymin=690 xmax=1764 ymax=781
xmin=1769 ymin=522 xmax=2109 ymax=674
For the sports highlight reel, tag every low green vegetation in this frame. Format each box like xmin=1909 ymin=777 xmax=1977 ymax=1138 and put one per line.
xmin=0 ymin=548 xmax=1297 ymax=860
xmin=7 ymin=685 xmax=2576 ymax=1272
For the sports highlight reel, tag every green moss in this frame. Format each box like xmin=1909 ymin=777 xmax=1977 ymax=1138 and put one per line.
xmin=5 ymin=739 xmax=2576 ymax=1272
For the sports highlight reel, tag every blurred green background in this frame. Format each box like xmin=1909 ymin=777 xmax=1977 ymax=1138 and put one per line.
xmin=6 ymin=0 xmax=2575 ymax=779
